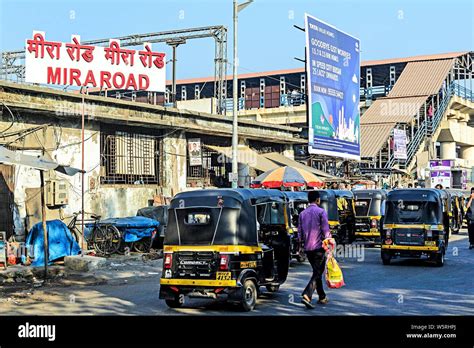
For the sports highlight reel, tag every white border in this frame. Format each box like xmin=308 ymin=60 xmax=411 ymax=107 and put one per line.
xmin=304 ymin=13 xmax=361 ymax=161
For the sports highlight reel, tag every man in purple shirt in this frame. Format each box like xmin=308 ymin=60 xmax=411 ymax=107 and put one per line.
xmin=299 ymin=190 xmax=331 ymax=309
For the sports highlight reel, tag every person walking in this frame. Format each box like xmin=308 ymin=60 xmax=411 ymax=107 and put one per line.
xmin=465 ymin=187 xmax=474 ymax=249
xmin=298 ymin=190 xmax=331 ymax=309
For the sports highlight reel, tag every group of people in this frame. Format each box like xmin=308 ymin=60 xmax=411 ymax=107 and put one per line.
xmin=297 ymin=185 xmax=474 ymax=310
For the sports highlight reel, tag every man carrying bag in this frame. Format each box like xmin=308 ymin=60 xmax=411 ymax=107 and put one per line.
xmin=298 ymin=190 xmax=331 ymax=309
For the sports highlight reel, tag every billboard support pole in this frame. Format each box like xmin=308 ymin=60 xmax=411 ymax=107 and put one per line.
xmin=81 ymin=87 xmax=85 ymax=255
xmin=231 ymin=0 xmax=239 ymax=188
xmin=232 ymin=0 xmax=253 ymax=188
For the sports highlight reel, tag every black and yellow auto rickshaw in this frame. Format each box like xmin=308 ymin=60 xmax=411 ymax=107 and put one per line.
xmin=159 ymin=189 xmax=291 ymax=311
xmin=381 ymin=189 xmax=450 ymax=267
xmin=353 ymin=189 xmax=387 ymax=242
xmin=445 ymin=189 xmax=464 ymax=234
xmin=461 ymin=189 xmax=472 ymax=227
xmin=317 ymin=189 xmax=356 ymax=244
xmin=282 ymin=191 xmax=308 ymax=262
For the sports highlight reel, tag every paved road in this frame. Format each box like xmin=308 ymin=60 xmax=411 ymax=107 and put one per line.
xmin=2 ymin=232 xmax=474 ymax=316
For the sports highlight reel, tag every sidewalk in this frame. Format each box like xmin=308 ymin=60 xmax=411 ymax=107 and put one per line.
xmin=0 ymin=252 xmax=163 ymax=300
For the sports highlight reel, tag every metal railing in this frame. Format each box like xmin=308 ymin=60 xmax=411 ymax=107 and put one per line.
xmin=451 ymin=82 xmax=474 ymax=102
xmin=384 ymin=82 xmax=472 ymax=169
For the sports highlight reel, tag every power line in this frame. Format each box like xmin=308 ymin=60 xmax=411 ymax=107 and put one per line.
xmin=0 ymin=102 xmax=16 ymax=134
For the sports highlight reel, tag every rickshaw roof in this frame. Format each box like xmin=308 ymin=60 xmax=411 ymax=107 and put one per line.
xmin=170 ymin=188 xmax=286 ymax=208
xmin=386 ymin=188 xmax=443 ymax=202
xmin=333 ymin=190 xmax=354 ymax=199
xmin=445 ymin=189 xmax=464 ymax=197
xmin=310 ymin=189 xmax=352 ymax=200
xmin=283 ymin=191 xmax=308 ymax=202
xmin=353 ymin=189 xmax=387 ymax=200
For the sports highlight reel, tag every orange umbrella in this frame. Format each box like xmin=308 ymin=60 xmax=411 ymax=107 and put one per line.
xmin=251 ymin=166 xmax=324 ymax=188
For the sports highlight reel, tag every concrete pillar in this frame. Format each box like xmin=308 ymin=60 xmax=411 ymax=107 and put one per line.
xmin=282 ymin=144 xmax=294 ymax=160
xmin=460 ymin=146 xmax=474 ymax=162
xmin=440 ymin=141 xmax=456 ymax=159
xmin=238 ymin=163 xmax=250 ymax=188
xmin=162 ymin=130 xmax=186 ymax=196
xmin=237 ymin=137 xmax=250 ymax=188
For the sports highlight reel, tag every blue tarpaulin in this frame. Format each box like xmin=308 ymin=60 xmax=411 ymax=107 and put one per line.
xmin=26 ymin=220 xmax=81 ymax=267
xmin=98 ymin=216 xmax=159 ymax=243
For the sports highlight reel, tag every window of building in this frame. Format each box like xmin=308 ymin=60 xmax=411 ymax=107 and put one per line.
xmin=435 ymin=142 xmax=441 ymax=159
xmin=186 ymin=135 xmax=231 ymax=188
xmin=100 ymin=129 xmax=161 ymax=185
xmin=456 ymin=145 xmax=461 ymax=159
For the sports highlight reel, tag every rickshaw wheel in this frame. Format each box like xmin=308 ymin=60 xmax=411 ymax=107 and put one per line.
xmin=381 ymin=251 xmax=391 ymax=265
xmin=434 ymin=248 xmax=445 ymax=267
xmin=265 ymin=284 xmax=280 ymax=293
xmin=239 ymin=279 xmax=257 ymax=312
xmin=165 ymin=296 xmax=183 ymax=308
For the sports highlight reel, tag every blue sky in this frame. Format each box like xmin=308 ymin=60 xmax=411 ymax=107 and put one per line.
xmin=1 ymin=0 xmax=473 ymax=80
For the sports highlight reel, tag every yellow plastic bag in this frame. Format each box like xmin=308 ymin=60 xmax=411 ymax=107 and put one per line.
xmin=322 ymin=238 xmax=345 ymax=289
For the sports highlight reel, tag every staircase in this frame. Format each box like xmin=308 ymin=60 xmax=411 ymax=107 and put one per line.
xmin=384 ymin=82 xmax=473 ymax=170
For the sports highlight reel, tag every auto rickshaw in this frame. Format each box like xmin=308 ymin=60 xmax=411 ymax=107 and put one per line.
xmin=159 ymin=189 xmax=291 ymax=311
xmin=461 ymin=190 xmax=472 ymax=227
xmin=282 ymin=191 xmax=308 ymax=262
xmin=353 ymin=189 xmax=387 ymax=242
xmin=381 ymin=189 xmax=449 ymax=267
xmin=317 ymin=189 xmax=356 ymax=244
xmin=445 ymin=189 xmax=464 ymax=234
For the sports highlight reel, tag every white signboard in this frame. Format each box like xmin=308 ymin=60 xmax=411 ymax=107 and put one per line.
xmin=25 ymin=31 xmax=166 ymax=91
xmin=393 ymin=129 xmax=407 ymax=160
xmin=228 ymin=172 xmax=238 ymax=183
xmin=188 ymin=138 xmax=202 ymax=166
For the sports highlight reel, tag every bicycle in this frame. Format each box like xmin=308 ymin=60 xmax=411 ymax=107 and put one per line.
xmin=66 ymin=211 xmax=122 ymax=256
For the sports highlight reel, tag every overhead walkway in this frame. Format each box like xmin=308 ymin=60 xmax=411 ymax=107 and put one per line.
xmin=360 ymin=52 xmax=474 ymax=172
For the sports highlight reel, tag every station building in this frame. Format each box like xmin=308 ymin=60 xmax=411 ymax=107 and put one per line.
xmin=109 ymin=51 xmax=473 ymax=186
xmin=1 ymin=51 xmax=473 ymax=240
xmin=0 ymin=80 xmax=319 ymax=240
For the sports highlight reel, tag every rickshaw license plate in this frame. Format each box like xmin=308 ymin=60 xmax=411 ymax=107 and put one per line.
xmin=425 ymin=241 xmax=436 ymax=246
xmin=216 ymin=272 xmax=231 ymax=280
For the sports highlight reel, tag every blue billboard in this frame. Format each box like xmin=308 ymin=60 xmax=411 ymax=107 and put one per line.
xmin=305 ymin=14 xmax=360 ymax=160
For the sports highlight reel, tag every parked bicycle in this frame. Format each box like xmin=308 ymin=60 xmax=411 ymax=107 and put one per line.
xmin=66 ymin=211 xmax=122 ymax=256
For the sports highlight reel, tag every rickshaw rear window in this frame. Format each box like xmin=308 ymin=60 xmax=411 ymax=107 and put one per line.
xmin=257 ymin=202 xmax=285 ymax=225
xmin=355 ymin=199 xmax=370 ymax=216
xmin=165 ymin=207 xmax=240 ymax=245
xmin=185 ymin=213 xmax=211 ymax=225
xmin=403 ymin=205 xmax=420 ymax=211
xmin=385 ymin=201 xmax=439 ymax=224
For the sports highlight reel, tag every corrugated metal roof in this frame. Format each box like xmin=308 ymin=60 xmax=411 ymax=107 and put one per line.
xmin=361 ymin=96 xmax=427 ymax=124
xmin=166 ymin=68 xmax=305 ymax=85
xmin=360 ymin=123 xmax=395 ymax=158
xmin=262 ymin=152 xmax=337 ymax=179
xmin=388 ymin=59 xmax=454 ymax=97
xmin=0 ymin=146 xmax=80 ymax=176
xmin=203 ymin=144 xmax=278 ymax=172
xmin=165 ymin=53 xmax=466 ymax=85
xmin=361 ymin=52 xmax=467 ymax=67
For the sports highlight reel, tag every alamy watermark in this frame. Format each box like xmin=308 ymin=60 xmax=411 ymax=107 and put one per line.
xmin=54 ymin=100 xmax=97 ymax=119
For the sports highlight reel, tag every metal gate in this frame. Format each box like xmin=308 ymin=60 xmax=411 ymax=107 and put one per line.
xmin=0 ymin=164 xmax=15 ymax=239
